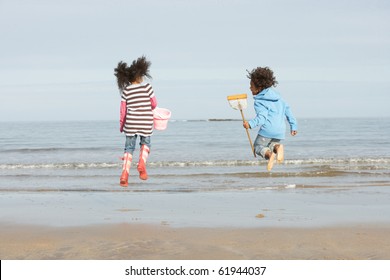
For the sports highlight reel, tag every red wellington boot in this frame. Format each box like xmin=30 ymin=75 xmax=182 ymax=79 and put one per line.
xmin=137 ymin=145 xmax=150 ymax=180
xmin=120 ymin=153 xmax=132 ymax=187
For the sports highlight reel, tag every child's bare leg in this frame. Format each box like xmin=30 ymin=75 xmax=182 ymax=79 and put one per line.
xmin=273 ymin=144 xmax=284 ymax=163
xmin=265 ymin=150 xmax=275 ymax=171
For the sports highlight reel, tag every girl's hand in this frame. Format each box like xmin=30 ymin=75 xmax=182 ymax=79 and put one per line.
xmin=291 ymin=130 xmax=297 ymax=136
xmin=243 ymin=121 xmax=250 ymax=129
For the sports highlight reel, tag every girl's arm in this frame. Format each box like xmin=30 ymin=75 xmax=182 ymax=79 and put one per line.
xmin=120 ymin=101 xmax=126 ymax=132
xmin=150 ymin=96 xmax=157 ymax=110
xmin=146 ymin=83 xmax=157 ymax=109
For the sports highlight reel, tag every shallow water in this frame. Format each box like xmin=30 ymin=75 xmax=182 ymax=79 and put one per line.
xmin=1 ymin=118 xmax=389 ymax=192
xmin=1 ymin=118 xmax=390 ymax=227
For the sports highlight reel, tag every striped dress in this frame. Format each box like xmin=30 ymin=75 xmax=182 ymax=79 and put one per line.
xmin=121 ymin=83 xmax=155 ymax=137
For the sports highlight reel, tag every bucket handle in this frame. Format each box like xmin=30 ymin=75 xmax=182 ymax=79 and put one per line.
xmin=153 ymin=107 xmax=169 ymax=119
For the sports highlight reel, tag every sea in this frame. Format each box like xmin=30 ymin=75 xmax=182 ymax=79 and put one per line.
xmin=1 ymin=118 xmax=390 ymax=227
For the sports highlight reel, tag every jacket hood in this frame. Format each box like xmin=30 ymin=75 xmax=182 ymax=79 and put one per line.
xmin=254 ymin=88 xmax=280 ymax=102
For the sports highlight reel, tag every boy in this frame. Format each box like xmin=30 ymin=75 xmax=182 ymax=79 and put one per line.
xmin=243 ymin=67 xmax=298 ymax=171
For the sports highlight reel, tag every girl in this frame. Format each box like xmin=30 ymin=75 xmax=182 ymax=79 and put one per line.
xmin=243 ymin=67 xmax=298 ymax=171
xmin=114 ymin=56 xmax=157 ymax=186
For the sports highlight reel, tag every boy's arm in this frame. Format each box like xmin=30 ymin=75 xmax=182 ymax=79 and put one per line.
xmin=248 ymin=103 xmax=268 ymax=129
xmin=285 ymin=103 xmax=298 ymax=133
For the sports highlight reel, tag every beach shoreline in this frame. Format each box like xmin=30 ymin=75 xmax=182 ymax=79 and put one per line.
xmin=1 ymin=222 xmax=390 ymax=260
xmin=2 ymin=187 xmax=390 ymax=228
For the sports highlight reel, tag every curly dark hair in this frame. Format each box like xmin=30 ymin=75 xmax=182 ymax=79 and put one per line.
xmin=246 ymin=67 xmax=278 ymax=90
xmin=114 ymin=56 xmax=152 ymax=90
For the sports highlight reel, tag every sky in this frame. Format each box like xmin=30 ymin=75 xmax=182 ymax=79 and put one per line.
xmin=0 ymin=0 xmax=389 ymax=121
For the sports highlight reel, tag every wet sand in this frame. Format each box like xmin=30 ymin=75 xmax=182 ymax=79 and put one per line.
xmin=1 ymin=223 xmax=390 ymax=260
xmin=2 ymin=188 xmax=390 ymax=260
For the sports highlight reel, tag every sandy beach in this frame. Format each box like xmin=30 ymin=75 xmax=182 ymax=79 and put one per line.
xmin=1 ymin=223 xmax=390 ymax=260
xmin=1 ymin=120 xmax=390 ymax=261
xmin=2 ymin=187 xmax=390 ymax=260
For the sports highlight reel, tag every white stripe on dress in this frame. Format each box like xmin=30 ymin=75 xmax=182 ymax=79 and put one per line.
xmin=121 ymin=83 xmax=155 ymax=137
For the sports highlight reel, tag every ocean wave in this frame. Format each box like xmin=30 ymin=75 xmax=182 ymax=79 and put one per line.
xmin=0 ymin=184 xmax=357 ymax=193
xmin=0 ymin=162 xmax=118 ymax=169
xmin=1 ymin=158 xmax=390 ymax=170
xmin=153 ymin=158 xmax=390 ymax=167
xmin=2 ymin=182 xmax=390 ymax=194
xmin=0 ymin=147 xmax=108 ymax=153
xmin=284 ymin=158 xmax=390 ymax=165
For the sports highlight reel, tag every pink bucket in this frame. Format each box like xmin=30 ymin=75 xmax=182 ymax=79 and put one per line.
xmin=153 ymin=107 xmax=171 ymax=130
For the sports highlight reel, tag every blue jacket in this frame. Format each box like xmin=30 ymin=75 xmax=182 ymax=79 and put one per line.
xmin=248 ymin=88 xmax=297 ymax=140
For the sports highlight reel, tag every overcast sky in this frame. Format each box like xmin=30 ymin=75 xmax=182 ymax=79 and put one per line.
xmin=0 ymin=0 xmax=389 ymax=121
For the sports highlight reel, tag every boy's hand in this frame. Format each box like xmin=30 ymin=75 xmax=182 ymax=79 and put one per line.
xmin=291 ymin=130 xmax=297 ymax=136
xmin=243 ymin=121 xmax=250 ymax=129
